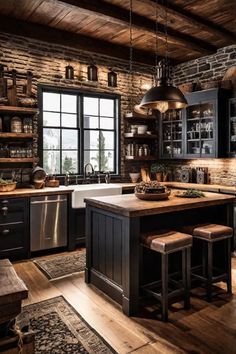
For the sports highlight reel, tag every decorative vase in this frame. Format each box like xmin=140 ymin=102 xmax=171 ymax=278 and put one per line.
xmin=129 ymin=172 xmax=140 ymax=183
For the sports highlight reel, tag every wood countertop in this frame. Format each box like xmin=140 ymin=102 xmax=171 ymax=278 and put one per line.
xmin=0 ymin=186 xmax=74 ymax=198
xmin=164 ymin=182 xmax=236 ymax=195
xmin=85 ymin=190 xmax=235 ymax=217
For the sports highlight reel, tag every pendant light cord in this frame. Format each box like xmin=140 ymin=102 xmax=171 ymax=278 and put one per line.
xmin=155 ymin=0 xmax=159 ymax=85
xmin=129 ymin=0 xmax=133 ymax=112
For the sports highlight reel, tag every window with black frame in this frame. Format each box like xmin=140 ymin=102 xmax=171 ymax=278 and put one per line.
xmin=41 ymin=89 xmax=119 ymax=175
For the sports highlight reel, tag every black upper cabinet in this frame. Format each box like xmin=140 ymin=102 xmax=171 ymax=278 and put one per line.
xmin=229 ymin=98 xmax=236 ymax=157
xmin=159 ymin=89 xmax=229 ymax=159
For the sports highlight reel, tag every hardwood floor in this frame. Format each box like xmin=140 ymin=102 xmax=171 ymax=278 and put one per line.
xmin=13 ymin=255 xmax=236 ymax=354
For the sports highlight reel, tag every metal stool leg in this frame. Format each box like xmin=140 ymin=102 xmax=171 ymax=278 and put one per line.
xmin=185 ymin=247 xmax=191 ymax=309
xmin=207 ymin=242 xmax=213 ymax=302
xmin=226 ymin=238 xmax=232 ymax=294
xmin=161 ymin=253 xmax=168 ymax=322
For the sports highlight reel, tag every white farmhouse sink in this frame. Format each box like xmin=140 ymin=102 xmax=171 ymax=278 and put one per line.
xmin=71 ymin=183 xmax=122 ymax=208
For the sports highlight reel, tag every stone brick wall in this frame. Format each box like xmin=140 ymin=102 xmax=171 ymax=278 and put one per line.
xmin=0 ymin=31 xmax=153 ymax=178
xmin=0 ymin=31 xmax=235 ymax=184
xmin=173 ymin=44 xmax=236 ymax=86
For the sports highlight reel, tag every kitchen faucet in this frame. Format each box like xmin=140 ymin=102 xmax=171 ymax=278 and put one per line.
xmin=64 ymin=171 xmax=70 ymax=186
xmin=84 ymin=163 xmax=94 ymax=181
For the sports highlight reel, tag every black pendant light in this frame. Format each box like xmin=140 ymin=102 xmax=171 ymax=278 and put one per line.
xmin=65 ymin=59 xmax=74 ymax=80
xmin=108 ymin=70 xmax=117 ymax=87
xmin=138 ymin=0 xmax=187 ymax=113
xmin=87 ymin=63 xmax=98 ymax=81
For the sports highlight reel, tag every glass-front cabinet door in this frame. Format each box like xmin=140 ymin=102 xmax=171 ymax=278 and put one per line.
xmin=186 ymin=101 xmax=215 ymax=158
xmin=229 ymin=98 xmax=236 ymax=157
xmin=161 ymin=109 xmax=183 ymax=158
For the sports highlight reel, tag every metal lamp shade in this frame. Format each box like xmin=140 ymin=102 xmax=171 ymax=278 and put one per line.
xmin=108 ymin=71 xmax=117 ymax=87
xmin=87 ymin=64 xmax=98 ymax=81
xmin=140 ymin=85 xmax=188 ymax=113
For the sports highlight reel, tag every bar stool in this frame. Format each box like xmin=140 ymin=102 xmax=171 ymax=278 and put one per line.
xmin=140 ymin=230 xmax=192 ymax=321
xmin=182 ymin=223 xmax=233 ymax=301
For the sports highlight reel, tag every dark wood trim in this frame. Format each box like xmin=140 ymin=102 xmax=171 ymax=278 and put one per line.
xmin=0 ymin=15 xmax=156 ymax=66
xmin=59 ymin=0 xmax=216 ymax=55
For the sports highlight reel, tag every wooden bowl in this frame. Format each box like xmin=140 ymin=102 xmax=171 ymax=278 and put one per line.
xmin=135 ymin=190 xmax=171 ymax=201
xmin=0 ymin=182 xmax=16 ymax=192
xmin=45 ymin=179 xmax=60 ymax=187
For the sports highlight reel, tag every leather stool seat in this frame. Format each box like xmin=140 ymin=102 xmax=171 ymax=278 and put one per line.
xmin=193 ymin=224 xmax=232 ymax=241
xmin=140 ymin=230 xmax=192 ymax=321
xmin=180 ymin=223 xmax=233 ymax=301
xmin=141 ymin=230 xmax=192 ymax=253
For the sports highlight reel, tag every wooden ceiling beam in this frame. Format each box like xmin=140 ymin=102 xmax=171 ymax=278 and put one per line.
xmin=55 ymin=0 xmax=216 ymax=55
xmin=0 ymin=15 xmax=163 ymax=67
xmin=139 ymin=0 xmax=236 ymax=43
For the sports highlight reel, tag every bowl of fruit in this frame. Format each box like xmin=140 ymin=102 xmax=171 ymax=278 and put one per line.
xmin=134 ymin=181 xmax=171 ymax=201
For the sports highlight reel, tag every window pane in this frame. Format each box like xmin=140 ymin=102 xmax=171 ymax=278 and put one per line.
xmin=84 ymin=115 xmax=98 ymax=129
xmin=84 ymin=150 xmax=99 ymax=171
xmin=100 ymin=117 xmax=114 ymax=130
xmin=61 ymin=114 xmax=77 ymax=128
xmin=43 ymin=128 xmax=60 ymax=149
xmin=62 ymin=129 xmax=78 ymax=149
xmin=101 ymin=131 xmax=114 ymax=150
xmin=84 ymin=97 xmax=98 ymax=116
xmin=43 ymin=150 xmax=60 ymax=174
xmin=84 ymin=130 xmax=99 ymax=149
xmin=103 ymin=150 xmax=114 ymax=171
xmin=43 ymin=112 xmax=60 ymax=127
xmin=100 ymin=99 xmax=114 ymax=117
xmin=43 ymin=92 xmax=60 ymax=112
xmin=61 ymin=94 xmax=77 ymax=113
xmin=62 ymin=151 xmax=78 ymax=174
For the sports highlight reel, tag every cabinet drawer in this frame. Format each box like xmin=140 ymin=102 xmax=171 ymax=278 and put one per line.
xmin=0 ymin=222 xmax=25 ymax=257
xmin=0 ymin=198 xmax=27 ymax=224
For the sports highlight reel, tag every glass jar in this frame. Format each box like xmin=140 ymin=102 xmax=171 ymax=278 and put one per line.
xmin=11 ymin=116 xmax=22 ymax=133
xmin=23 ymin=117 xmax=33 ymax=133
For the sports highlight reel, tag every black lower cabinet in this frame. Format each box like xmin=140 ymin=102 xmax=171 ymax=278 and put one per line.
xmin=0 ymin=197 xmax=29 ymax=260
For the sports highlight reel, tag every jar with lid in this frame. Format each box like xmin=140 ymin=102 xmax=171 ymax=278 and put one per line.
xmin=138 ymin=145 xmax=144 ymax=157
xmin=11 ymin=116 xmax=22 ymax=133
xmin=23 ymin=117 xmax=33 ymax=133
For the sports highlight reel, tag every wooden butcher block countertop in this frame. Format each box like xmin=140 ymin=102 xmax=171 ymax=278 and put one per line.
xmin=85 ymin=189 xmax=235 ymax=217
xmin=0 ymin=186 xmax=74 ymax=198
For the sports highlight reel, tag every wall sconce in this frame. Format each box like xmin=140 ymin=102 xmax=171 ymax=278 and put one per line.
xmin=87 ymin=64 xmax=98 ymax=81
xmin=65 ymin=60 xmax=74 ymax=80
xmin=108 ymin=70 xmax=117 ymax=87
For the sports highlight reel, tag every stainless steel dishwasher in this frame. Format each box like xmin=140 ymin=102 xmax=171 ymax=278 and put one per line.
xmin=30 ymin=195 xmax=67 ymax=251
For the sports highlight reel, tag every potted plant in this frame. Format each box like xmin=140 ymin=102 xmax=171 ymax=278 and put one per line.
xmin=150 ymin=163 xmax=170 ymax=182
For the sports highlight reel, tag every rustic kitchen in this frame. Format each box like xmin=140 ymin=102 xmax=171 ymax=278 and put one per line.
xmin=0 ymin=1 xmax=236 ymax=353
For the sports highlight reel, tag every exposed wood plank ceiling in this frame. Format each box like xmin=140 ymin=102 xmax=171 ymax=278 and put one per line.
xmin=0 ymin=0 xmax=235 ymax=67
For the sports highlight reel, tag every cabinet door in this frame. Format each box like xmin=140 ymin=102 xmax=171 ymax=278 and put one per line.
xmin=0 ymin=197 xmax=29 ymax=260
xmin=161 ymin=109 xmax=183 ymax=159
xmin=185 ymin=100 xmax=216 ymax=158
xmin=229 ymin=98 xmax=236 ymax=157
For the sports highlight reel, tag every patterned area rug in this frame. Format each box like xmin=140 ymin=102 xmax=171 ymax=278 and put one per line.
xmin=18 ymin=296 xmax=116 ymax=354
xmin=34 ymin=250 xmax=86 ymax=280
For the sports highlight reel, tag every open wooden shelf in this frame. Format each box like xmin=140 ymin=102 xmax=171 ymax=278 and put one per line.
xmin=0 ymin=157 xmax=38 ymax=163
xmin=124 ymin=115 xmax=157 ymax=121
xmin=0 ymin=105 xmax=38 ymax=114
xmin=125 ymin=156 xmax=156 ymax=161
xmin=0 ymin=133 xmax=37 ymax=139
xmin=124 ymin=133 xmax=158 ymax=139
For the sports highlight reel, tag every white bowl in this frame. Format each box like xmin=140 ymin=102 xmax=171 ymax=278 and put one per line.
xmin=137 ymin=125 xmax=148 ymax=134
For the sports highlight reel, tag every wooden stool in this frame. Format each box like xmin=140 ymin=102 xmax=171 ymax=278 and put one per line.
xmin=140 ymin=230 xmax=192 ymax=321
xmin=184 ymin=224 xmax=233 ymax=301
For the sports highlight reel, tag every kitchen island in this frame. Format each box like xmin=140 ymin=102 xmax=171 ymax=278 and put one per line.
xmin=85 ymin=191 xmax=235 ymax=316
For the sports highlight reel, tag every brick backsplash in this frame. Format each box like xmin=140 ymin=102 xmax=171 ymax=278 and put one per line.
xmin=0 ymin=31 xmax=235 ymax=184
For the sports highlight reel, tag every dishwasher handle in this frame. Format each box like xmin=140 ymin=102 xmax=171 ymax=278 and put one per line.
xmin=31 ymin=199 xmax=67 ymax=205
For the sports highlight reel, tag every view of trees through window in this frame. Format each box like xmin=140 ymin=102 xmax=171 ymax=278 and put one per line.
xmin=41 ymin=89 xmax=118 ymax=175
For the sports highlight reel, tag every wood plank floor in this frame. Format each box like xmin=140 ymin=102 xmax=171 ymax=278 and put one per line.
xmin=13 ymin=254 xmax=236 ymax=354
